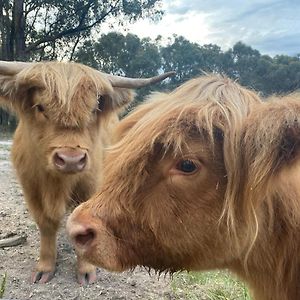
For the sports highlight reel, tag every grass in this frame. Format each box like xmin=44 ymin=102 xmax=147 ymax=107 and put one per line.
xmin=0 ymin=273 xmax=7 ymax=298
xmin=171 ymin=271 xmax=252 ymax=300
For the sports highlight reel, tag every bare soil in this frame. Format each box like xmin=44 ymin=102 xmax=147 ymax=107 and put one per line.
xmin=0 ymin=140 xmax=177 ymax=300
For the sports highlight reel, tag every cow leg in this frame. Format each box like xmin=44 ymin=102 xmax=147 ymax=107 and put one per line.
xmin=76 ymin=255 xmax=97 ymax=285
xmin=21 ymin=181 xmax=67 ymax=284
xmin=31 ymin=216 xmax=60 ymax=283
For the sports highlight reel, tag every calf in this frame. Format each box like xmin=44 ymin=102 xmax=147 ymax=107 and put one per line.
xmin=0 ymin=60 xmax=173 ymax=284
xmin=67 ymin=75 xmax=278 ymax=296
xmin=69 ymin=82 xmax=300 ymax=298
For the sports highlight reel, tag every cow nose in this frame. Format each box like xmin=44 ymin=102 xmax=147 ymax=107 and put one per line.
xmin=68 ymin=222 xmax=96 ymax=249
xmin=53 ymin=149 xmax=87 ymax=173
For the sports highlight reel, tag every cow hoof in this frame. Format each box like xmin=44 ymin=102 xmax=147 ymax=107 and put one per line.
xmin=77 ymin=269 xmax=97 ymax=285
xmin=31 ymin=270 xmax=55 ymax=284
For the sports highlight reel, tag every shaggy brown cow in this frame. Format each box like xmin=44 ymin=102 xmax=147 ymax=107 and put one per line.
xmin=0 ymin=60 xmax=173 ymax=284
xmin=67 ymin=75 xmax=292 ymax=298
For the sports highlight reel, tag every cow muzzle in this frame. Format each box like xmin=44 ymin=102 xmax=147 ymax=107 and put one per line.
xmin=67 ymin=205 xmax=123 ymax=272
xmin=52 ymin=147 xmax=88 ymax=173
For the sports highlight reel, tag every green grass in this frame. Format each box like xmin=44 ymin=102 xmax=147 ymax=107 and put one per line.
xmin=0 ymin=273 xmax=7 ymax=298
xmin=171 ymin=271 xmax=252 ymax=300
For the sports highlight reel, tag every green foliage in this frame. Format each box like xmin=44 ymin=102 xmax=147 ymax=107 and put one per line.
xmin=0 ymin=273 xmax=7 ymax=298
xmin=76 ymin=32 xmax=161 ymax=77
xmin=171 ymin=271 xmax=252 ymax=300
xmin=160 ymin=36 xmax=204 ymax=87
xmin=0 ymin=0 xmax=163 ymax=61
xmin=75 ymin=33 xmax=300 ymax=102
xmin=75 ymin=32 xmax=165 ymax=100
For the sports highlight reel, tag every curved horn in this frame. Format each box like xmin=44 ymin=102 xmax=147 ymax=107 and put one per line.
xmin=0 ymin=60 xmax=33 ymax=75
xmin=104 ymin=71 xmax=176 ymax=88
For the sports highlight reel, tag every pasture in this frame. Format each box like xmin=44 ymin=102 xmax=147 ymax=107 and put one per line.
xmin=172 ymin=272 xmax=251 ymax=300
xmin=0 ymin=135 xmax=251 ymax=299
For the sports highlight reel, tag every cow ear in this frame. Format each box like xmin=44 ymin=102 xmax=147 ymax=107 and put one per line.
xmin=0 ymin=61 xmax=35 ymax=111
xmin=99 ymin=88 xmax=135 ymax=114
xmin=279 ymin=124 xmax=300 ymax=163
xmin=0 ymin=74 xmax=20 ymax=111
xmin=242 ymin=95 xmax=300 ymax=174
xmin=0 ymin=73 xmax=42 ymax=113
xmin=0 ymin=74 xmax=37 ymax=112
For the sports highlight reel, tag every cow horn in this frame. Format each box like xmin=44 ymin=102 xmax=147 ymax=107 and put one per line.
xmin=0 ymin=60 xmax=33 ymax=75
xmin=104 ymin=71 xmax=176 ymax=88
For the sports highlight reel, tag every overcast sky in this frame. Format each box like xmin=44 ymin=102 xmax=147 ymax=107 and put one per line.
xmin=123 ymin=0 xmax=300 ymax=57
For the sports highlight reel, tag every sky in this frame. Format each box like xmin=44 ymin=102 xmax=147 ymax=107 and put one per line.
xmin=121 ymin=0 xmax=300 ymax=57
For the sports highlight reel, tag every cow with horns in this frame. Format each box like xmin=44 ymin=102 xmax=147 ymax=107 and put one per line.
xmin=68 ymin=74 xmax=300 ymax=299
xmin=0 ymin=60 xmax=174 ymax=284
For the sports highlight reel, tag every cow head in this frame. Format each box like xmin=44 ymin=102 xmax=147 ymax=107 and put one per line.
xmin=0 ymin=61 xmax=174 ymax=176
xmin=67 ymin=75 xmax=262 ymax=272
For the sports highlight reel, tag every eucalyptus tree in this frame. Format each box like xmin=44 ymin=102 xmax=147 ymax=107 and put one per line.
xmin=0 ymin=0 xmax=163 ymax=61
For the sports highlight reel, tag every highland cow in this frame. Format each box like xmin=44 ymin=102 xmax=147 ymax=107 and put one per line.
xmin=0 ymin=60 xmax=173 ymax=284
xmin=68 ymin=75 xmax=299 ymax=299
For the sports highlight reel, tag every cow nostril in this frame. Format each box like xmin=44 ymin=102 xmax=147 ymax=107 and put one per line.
xmin=54 ymin=152 xmax=66 ymax=167
xmin=53 ymin=150 xmax=87 ymax=172
xmin=75 ymin=229 xmax=95 ymax=247
xmin=78 ymin=153 xmax=87 ymax=167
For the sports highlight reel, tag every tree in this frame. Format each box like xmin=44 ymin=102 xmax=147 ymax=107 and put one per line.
xmin=75 ymin=32 xmax=163 ymax=101
xmin=0 ymin=0 xmax=163 ymax=61
xmin=265 ymin=55 xmax=300 ymax=94
xmin=223 ymin=43 xmax=300 ymax=95
xmin=199 ymin=43 xmax=224 ymax=73
xmin=226 ymin=42 xmax=261 ymax=82
xmin=160 ymin=36 xmax=204 ymax=88
xmin=76 ymin=32 xmax=161 ymax=75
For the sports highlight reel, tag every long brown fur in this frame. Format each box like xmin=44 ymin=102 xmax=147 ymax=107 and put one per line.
xmin=229 ymin=94 xmax=300 ymax=300
xmin=0 ymin=61 xmax=134 ymax=283
xmin=69 ymin=75 xmax=294 ymax=296
xmin=68 ymin=76 xmax=300 ymax=299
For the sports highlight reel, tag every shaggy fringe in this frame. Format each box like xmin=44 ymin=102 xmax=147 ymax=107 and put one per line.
xmin=15 ymin=62 xmax=112 ymax=109
xmin=0 ymin=61 xmax=134 ymax=127
xmin=109 ymin=74 xmax=262 ymax=260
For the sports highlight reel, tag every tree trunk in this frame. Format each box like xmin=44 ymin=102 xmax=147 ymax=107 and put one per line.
xmin=0 ymin=0 xmax=11 ymax=60
xmin=13 ymin=0 xmax=26 ymax=60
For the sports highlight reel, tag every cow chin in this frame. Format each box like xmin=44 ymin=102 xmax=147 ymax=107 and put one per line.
xmin=78 ymin=237 xmax=125 ymax=273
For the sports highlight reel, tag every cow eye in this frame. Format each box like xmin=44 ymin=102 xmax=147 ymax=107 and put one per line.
xmin=36 ymin=104 xmax=45 ymax=112
xmin=176 ymin=160 xmax=198 ymax=174
xmin=93 ymin=96 xmax=105 ymax=114
xmin=97 ymin=95 xmax=105 ymax=111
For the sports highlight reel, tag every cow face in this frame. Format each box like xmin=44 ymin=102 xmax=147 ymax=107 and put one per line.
xmin=68 ymin=135 xmax=228 ymax=272
xmin=67 ymin=75 xmax=262 ymax=272
xmin=0 ymin=62 xmax=133 ymax=176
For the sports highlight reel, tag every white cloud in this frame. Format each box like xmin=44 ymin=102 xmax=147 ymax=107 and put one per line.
xmin=103 ymin=0 xmax=300 ymax=56
xmin=126 ymin=11 xmax=212 ymax=45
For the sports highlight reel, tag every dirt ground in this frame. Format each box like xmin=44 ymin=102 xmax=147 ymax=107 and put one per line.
xmin=0 ymin=140 xmax=178 ymax=300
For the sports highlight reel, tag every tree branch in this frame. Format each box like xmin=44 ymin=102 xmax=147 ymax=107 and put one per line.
xmin=26 ymin=7 xmax=40 ymax=33
xmin=25 ymin=2 xmax=121 ymax=53
xmin=69 ymin=35 xmax=81 ymax=61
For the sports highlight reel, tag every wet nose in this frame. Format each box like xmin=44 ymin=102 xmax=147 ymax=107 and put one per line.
xmin=67 ymin=219 xmax=96 ymax=250
xmin=53 ymin=149 xmax=87 ymax=173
